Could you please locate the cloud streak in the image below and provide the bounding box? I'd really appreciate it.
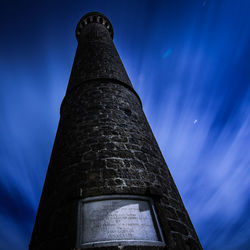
[0,0,249,249]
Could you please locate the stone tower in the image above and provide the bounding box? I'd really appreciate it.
[30,12,202,250]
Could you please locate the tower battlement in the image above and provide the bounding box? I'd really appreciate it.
[76,12,114,40]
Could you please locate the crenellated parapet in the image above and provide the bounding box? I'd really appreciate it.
[76,12,114,40]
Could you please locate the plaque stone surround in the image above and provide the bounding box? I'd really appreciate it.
[77,195,165,248]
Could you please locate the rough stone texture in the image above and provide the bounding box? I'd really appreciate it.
[68,15,132,92]
[30,12,202,250]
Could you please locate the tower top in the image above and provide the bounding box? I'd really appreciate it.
[75,12,114,40]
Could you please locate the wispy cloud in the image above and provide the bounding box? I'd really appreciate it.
[162,48,172,59]
[0,0,249,249]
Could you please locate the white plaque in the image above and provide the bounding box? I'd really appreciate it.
[77,195,165,248]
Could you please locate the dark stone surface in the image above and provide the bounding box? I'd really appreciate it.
[30,12,202,250]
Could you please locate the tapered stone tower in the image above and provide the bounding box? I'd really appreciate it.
[30,12,202,250]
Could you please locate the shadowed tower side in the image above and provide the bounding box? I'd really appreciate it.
[30,12,202,250]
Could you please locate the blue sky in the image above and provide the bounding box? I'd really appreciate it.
[0,0,249,249]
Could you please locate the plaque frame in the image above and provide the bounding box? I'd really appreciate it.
[76,194,165,249]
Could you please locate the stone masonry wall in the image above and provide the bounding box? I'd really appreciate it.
[30,12,202,250]
[30,80,201,250]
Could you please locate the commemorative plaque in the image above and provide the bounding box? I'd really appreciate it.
[77,195,165,248]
